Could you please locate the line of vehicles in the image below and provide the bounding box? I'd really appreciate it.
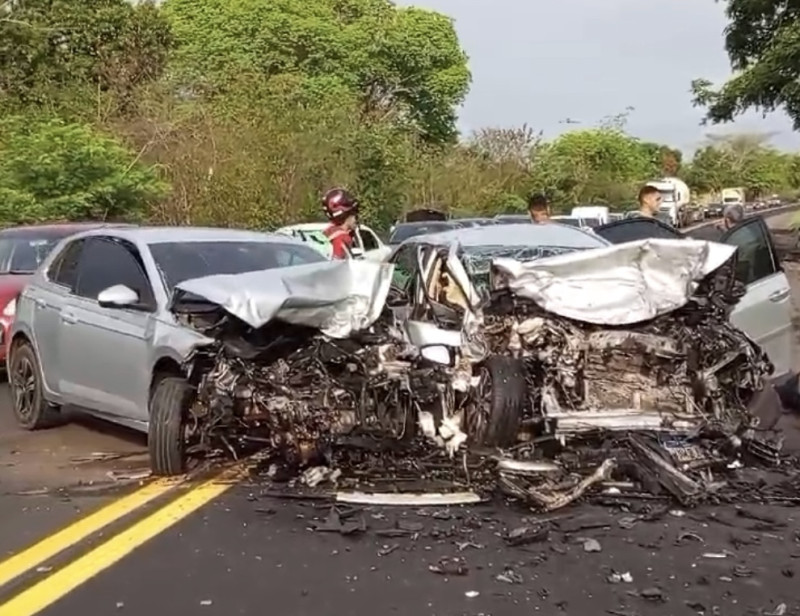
[0,207,795,475]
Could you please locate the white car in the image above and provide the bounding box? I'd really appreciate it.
[276,223,390,261]
[594,215,794,380]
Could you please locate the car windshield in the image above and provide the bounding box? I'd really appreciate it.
[389,223,455,244]
[0,236,64,274]
[149,240,326,291]
[461,244,591,291]
[582,217,600,227]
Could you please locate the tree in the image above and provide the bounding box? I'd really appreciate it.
[690,0,800,128]
[0,0,172,118]
[161,0,470,143]
[0,117,167,223]
[530,128,653,206]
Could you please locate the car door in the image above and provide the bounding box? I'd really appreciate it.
[723,217,793,377]
[58,236,156,422]
[28,238,85,396]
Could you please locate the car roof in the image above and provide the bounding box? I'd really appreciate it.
[400,223,609,249]
[0,222,132,238]
[278,222,377,232]
[393,220,454,228]
[68,226,305,245]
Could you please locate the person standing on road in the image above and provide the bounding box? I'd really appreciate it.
[635,185,662,218]
[322,187,359,259]
[528,193,550,223]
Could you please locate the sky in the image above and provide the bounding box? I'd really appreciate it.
[399,0,800,154]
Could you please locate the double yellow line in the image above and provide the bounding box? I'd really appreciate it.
[0,470,241,615]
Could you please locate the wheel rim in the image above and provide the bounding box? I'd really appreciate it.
[465,366,491,441]
[11,355,37,420]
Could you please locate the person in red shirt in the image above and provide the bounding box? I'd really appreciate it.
[321,187,359,259]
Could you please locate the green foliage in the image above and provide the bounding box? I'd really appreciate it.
[684,133,800,198]
[691,0,800,128]
[161,0,470,143]
[0,117,167,223]
[0,0,172,118]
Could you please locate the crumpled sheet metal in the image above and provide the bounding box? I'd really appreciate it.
[491,238,736,325]
[173,259,395,338]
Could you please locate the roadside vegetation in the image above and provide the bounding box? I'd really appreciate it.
[2,0,799,231]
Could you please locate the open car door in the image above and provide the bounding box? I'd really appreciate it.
[593,217,684,243]
[722,217,793,378]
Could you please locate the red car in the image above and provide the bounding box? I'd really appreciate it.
[0,222,131,362]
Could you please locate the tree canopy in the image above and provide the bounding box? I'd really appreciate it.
[1,0,799,230]
[691,0,800,129]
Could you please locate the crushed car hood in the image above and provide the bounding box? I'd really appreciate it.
[171,259,395,338]
[491,238,736,325]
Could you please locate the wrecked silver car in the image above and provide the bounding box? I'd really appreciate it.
[165,223,784,510]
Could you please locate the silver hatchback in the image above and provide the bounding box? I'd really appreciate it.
[6,226,325,475]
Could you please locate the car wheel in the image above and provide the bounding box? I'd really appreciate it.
[8,342,62,430]
[149,376,193,476]
[469,355,527,447]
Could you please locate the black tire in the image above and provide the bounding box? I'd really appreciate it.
[149,376,192,476]
[8,342,62,430]
[475,355,527,447]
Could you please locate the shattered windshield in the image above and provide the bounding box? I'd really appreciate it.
[150,240,326,291]
[0,237,63,274]
[461,244,589,290]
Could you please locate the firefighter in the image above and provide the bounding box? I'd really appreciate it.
[321,187,359,259]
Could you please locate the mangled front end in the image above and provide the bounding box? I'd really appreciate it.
[485,239,780,509]
[170,259,460,464]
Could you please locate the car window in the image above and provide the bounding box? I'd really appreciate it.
[0,236,63,274]
[48,239,85,291]
[389,245,418,292]
[360,228,379,251]
[594,218,684,244]
[722,219,778,285]
[148,240,325,292]
[74,237,154,305]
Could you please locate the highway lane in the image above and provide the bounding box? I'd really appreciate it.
[0,209,799,615]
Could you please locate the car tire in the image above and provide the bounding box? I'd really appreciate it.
[474,355,527,447]
[8,342,62,430]
[149,376,193,476]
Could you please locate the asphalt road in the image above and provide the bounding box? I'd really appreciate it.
[0,210,799,616]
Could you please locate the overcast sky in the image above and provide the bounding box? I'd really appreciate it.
[400,0,800,154]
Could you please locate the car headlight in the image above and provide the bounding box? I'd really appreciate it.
[2,298,15,317]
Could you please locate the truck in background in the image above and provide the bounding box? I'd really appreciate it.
[721,187,746,208]
[645,177,691,227]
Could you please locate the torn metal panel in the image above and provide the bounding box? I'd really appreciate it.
[171,259,395,338]
[491,238,737,325]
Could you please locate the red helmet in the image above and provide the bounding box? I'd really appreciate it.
[322,188,359,221]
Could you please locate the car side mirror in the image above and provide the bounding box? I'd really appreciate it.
[97,284,139,308]
[350,246,364,258]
